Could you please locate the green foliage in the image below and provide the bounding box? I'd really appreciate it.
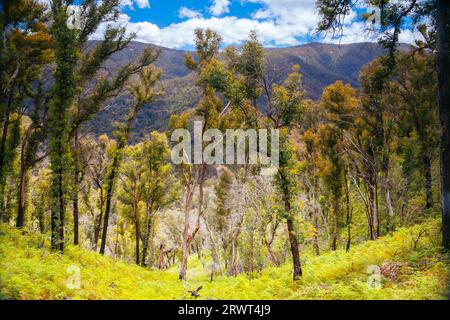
[48,0,79,251]
[272,65,306,128]
[0,0,53,221]
[0,10,447,299]
[213,167,234,233]
[117,132,180,265]
[1,219,448,300]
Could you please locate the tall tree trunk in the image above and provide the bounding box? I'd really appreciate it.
[0,113,10,185]
[179,231,194,280]
[51,201,58,250]
[205,219,222,280]
[134,213,140,265]
[58,168,65,252]
[99,100,142,254]
[383,146,394,219]
[16,125,41,228]
[312,209,321,256]
[51,167,65,252]
[157,244,165,270]
[312,170,321,256]
[375,178,380,237]
[385,186,394,218]
[344,170,352,252]
[368,183,377,240]
[37,201,45,233]
[179,199,191,280]
[265,219,281,263]
[0,112,13,217]
[114,228,120,258]
[93,184,103,250]
[72,130,80,245]
[437,0,450,250]
[99,156,119,255]
[286,216,302,279]
[16,160,26,228]
[266,240,279,265]
[49,2,77,252]
[229,223,241,276]
[16,169,26,227]
[73,193,79,245]
[424,153,433,209]
[331,191,340,251]
[179,165,204,280]
[0,65,20,212]
[141,206,153,267]
[280,170,302,279]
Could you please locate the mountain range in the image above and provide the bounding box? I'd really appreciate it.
[85,41,404,140]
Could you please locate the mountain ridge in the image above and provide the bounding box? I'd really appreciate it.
[85,41,409,140]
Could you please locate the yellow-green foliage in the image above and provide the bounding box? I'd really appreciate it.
[0,220,448,300]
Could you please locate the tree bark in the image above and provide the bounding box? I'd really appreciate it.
[229,218,242,276]
[0,113,10,184]
[37,202,45,233]
[312,167,321,256]
[280,170,302,279]
[73,193,79,245]
[134,211,140,265]
[99,155,119,255]
[286,216,302,279]
[205,218,222,280]
[16,159,26,228]
[0,106,14,217]
[179,165,204,280]
[437,0,450,250]
[179,204,191,280]
[72,130,80,245]
[424,153,433,209]
[179,235,191,280]
[331,191,340,251]
[265,219,281,263]
[58,168,65,252]
[93,183,103,250]
[157,244,165,269]
[51,166,65,252]
[368,183,377,240]
[141,205,153,267]
[344,170,352,252]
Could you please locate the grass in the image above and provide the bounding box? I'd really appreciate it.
[0,219,449,300]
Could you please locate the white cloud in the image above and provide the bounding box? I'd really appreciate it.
[120,0,150,10]
[179,7,202,19]
[398,28,421,44]
[120,0,133,8]
[93,14,306,48]
[135,0,150,9]
[209,0,231,16]
[88,0,420,49]
[321,22,377,44]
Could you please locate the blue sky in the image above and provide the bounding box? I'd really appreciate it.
[122,0,262,27]
[90,0,418,49]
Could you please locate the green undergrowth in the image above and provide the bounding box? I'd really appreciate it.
[0,220,449,300]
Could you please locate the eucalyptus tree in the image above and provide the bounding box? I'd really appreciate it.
[316,0,450,250]
[270,65,306,279]
[99,50,163,255]
[177,28,223,280]
[0,0,52,220]
[140,132,179,267]
[390,52,439,210]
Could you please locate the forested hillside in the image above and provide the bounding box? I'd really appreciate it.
[86,41,400,140]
